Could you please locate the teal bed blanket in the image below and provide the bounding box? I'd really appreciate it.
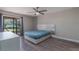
[24,30,50,39]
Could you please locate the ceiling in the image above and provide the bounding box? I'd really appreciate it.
[0,7,72,16]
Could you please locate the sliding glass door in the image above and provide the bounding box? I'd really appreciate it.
[3,17,14,32]
[3,16,23,35]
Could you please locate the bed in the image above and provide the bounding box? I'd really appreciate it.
[24,24,56,44]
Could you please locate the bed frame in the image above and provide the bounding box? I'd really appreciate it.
[24,34,50,44]
[24,24,56,44]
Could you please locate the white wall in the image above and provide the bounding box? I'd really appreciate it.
[23,16,37,32]
[37,8,79,40]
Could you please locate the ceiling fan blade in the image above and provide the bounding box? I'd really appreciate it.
[33,8,38,12]
[39,12,44,15]
[39,10,47,12]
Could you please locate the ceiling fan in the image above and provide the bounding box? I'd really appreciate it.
[28,7,47,15]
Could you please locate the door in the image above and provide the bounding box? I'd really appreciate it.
[3,16,23,35]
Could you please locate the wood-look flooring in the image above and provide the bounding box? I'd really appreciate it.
[21,37,79,51]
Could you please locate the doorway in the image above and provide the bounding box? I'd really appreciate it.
[3,16,23,35]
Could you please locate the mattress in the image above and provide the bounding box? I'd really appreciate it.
[24,30,50,39]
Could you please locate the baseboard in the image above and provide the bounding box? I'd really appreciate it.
[52,35,79,43]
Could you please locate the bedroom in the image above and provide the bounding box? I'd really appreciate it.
[0,7,79,51]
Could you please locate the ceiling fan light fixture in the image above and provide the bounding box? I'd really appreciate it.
[35,12,40,15]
